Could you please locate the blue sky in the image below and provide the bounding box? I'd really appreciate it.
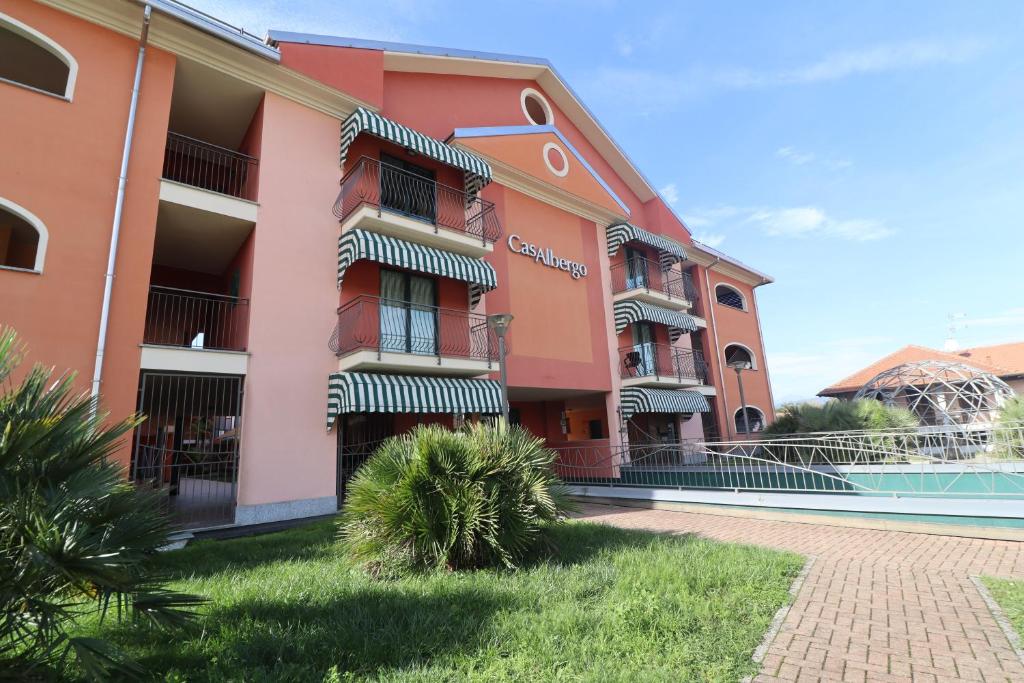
[196,0,1024,403]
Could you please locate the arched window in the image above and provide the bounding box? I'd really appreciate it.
[0,12,77,99]
[724,343,756,370]
[734,406,765,434]
[0,198,48,272]
[715,284,746,311]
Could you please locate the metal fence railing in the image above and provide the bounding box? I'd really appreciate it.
[132,446,239,529]
[162,132,258,200]
[144,285,249,352]
[610,257,684,298]
[332,156,502,246]
[131,373,243,530]
[554,422,1024,498]
[620,343,708,383]
[328,294,499,364]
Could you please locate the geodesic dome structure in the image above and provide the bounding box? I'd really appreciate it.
[853,360,1015,426]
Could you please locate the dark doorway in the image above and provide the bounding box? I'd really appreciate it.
[336,413,394,508]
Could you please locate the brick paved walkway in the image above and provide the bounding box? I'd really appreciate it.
[576,503,1024,682]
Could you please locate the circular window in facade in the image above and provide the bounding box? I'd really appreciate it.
[543,142,569,177]
[520,87,553,126]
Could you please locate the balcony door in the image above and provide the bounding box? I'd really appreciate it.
[625,247,649,289]
[380,153,436,223]
[380,269,437,355]
[631,322,656,375]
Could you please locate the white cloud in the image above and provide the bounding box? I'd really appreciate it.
[582,37,986,113]
[749,207,826,237]
[693,232,726,248]
[776,146,815,165]
[659,183,680,205]
[776,146,852,170]
[747,207,893,241]
[687,205,892,242]
[776,38,986,85]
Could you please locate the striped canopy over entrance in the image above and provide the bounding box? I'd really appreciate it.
[327,372,503,429]
[339,107,492,195]
[620,387,710,421]
[613,300,699,342]
[338,229,497,307]
[606,222,687,271]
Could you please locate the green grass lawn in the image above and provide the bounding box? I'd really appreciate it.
[76,520,802,682]
[982,577,1024,641]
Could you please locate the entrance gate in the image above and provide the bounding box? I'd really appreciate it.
[132,372,243,529]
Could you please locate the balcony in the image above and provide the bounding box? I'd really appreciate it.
[619,343,708,388]
[329,295,498,376]
[140,286,250,375]
[610,258,699,310]
[333,156,501,258]
[159,133,259,223]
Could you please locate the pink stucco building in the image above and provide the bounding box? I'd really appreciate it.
[1,0,775,529]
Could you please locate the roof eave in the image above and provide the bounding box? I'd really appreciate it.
[143,0,280,61]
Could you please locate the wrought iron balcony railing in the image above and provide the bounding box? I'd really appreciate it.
[619,343,708,383]
[332,156,502,246]
[329,294,499,363]
[143,285,249,352]
[610,258,699,301]
[162,132,258,200]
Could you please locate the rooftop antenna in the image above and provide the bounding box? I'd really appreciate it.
[943,312,966,352]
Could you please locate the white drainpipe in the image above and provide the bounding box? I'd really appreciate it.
[91,5,152,401]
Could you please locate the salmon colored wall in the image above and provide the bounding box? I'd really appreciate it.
[381,72,649,216]
[483,187,611,392]
[278,43,383,108]
[238,97,264,200]
[235,92,340,507]
[226,230,255,299]
[459,132,624,215]
[276,42,696,248]
[564,407,606,441]
[510,400,549,439]
[0,2,175,466]
[701,268,773,438]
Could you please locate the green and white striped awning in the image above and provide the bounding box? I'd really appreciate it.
[606,223,687,271]
[327,372,503,429]
[339,107,492,194]
[338,229,497,307]
[620,387,710,421]
[613,300,699,342]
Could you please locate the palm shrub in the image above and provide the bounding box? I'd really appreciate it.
[339,422,572,573]
[765,399,918,435]
[763,399,919,464]
[993,396,1024,459]
[0,329,202,680]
